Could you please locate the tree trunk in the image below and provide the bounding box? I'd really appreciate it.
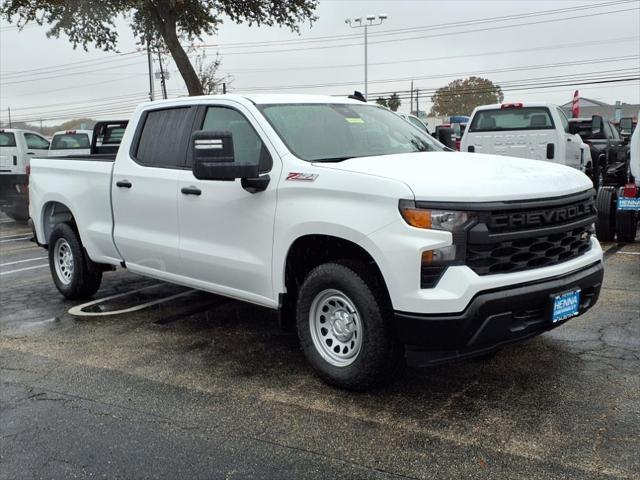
[149,2,203,96]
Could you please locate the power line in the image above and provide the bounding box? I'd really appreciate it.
[189,0,635,50]
[230,56,640,91]
[198,6,640,56]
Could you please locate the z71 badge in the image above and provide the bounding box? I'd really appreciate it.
[286,172,319,182]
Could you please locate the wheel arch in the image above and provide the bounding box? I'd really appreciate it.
[39,200,77,246]
[279,234,392,328]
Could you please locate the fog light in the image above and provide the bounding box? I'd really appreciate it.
[422,245,456,264]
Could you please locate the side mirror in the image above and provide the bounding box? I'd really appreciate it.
[568,122,580,135]
[191,130,259,181]
[436,127,456,149]
[619,117,633,133]
[591,115,602,137]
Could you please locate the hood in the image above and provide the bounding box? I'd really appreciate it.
[314,152,593,202]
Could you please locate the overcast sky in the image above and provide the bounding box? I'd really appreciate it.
[1,0,638,125]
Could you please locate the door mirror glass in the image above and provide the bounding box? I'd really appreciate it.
[591,115,602,136]
[191,130,259,180]
[568,122,580,135]
[619,117,633,133]
[436,127,456,149]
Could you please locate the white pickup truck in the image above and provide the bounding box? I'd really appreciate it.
[461,102,592,180]
[48,129,93,157]
[29,94,604,390]
[1,128,50,220]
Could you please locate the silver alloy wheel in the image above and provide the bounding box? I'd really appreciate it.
[309,289,363,367]
[54,238,74,285]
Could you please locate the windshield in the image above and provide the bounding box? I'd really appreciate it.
[258,103,443,162]
[51,133,90,150]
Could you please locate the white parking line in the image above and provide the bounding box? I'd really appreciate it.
[0,236,31,243]
[618,251,640,255]
[0,232,32,239]
[0,264,48,275]
[69,283,193,317]
[0,256,47,267]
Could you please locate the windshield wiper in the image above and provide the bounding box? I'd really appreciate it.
[312,156,354,163]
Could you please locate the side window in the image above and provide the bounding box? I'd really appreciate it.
[556,108,570,133]
[603,122,614,140]
[24,133,50,149]
[135,107,193,168]
[199,106,272,173]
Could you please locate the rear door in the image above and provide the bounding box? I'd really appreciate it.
[465,107,557,161]
[175,102,279,305]
[23,132,50,171]
[112,106,197,275]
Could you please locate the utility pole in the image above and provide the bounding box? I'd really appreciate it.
[416,89,420,118]
[147,36,155,101]
[157,50,168,100]
[222,83,227,94]
[345,14,387,101]
[7,107,11,128]
[410,81,414,114]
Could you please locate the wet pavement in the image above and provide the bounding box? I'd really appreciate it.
[1,214,639,479]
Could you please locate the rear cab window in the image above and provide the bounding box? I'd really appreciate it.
[133,107,195,168]
[0,132,17,147]
[51,133,91,150]
[469,107,555,132]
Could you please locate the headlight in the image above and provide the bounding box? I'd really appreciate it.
[399,200,473,231]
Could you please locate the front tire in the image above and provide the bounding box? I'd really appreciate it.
[595,187,616,241]
[48,223,102,299]
[296,261,401,390]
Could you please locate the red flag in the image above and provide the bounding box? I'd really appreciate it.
[572,90,580,118]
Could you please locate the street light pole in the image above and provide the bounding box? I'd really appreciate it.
[345,14,387,101]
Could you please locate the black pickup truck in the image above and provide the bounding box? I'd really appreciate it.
[569,115,630,189]
[0,120,127,221]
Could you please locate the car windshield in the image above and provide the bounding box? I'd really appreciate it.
[258,103,443,162]
[51,133,90,150]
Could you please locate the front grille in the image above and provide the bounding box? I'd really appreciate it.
[465,191,596,276]
[467,225,593,275]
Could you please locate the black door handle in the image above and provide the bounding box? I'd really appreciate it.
[181,186,202,196]
[116,180,132,188]
[26,152,36,155]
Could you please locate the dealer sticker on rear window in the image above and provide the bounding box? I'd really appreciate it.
[618,198,640,211]
[552,289,581,323]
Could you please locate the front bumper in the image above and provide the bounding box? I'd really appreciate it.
[396,261,603,366]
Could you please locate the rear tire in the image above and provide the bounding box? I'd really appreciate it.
[296,261,402,391]
[615,189,638,243]
[48,223,102,299]
[595,187,616,241]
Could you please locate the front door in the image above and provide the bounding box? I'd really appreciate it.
[112,106,196,276]
[176,103,279,306]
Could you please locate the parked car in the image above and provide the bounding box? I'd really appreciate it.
[568,116,630,189]
[49,129,93,157]
[29,94,603,390]
[0,128,50,220]
[399,113,429,135]
[461,102,591,179]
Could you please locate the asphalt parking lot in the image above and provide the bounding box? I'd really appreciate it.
[0,215,638,480]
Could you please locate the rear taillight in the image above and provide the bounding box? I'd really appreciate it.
[455,139,461,151]
[623,183,638,198]
[501,102,523,109]
[25,164,31,176]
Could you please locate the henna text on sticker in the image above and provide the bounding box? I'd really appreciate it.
[286,172,319,182]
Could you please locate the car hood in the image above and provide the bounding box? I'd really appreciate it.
[314,152,593,202]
